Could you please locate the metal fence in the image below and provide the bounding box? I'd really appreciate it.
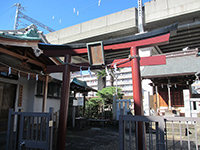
[119,109,200,150]
[164,117,200,150]
[6,107,54,150]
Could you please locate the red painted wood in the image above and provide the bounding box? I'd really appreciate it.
[57,54,71,150]
[130,46,144,150]
[104,33,170,51]
[43,33,170,56]
[109,55,166,68]
[46,65,66,73]
[45,54,166,72]
[140,55,166,66]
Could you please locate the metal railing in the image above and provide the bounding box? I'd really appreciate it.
[164,117,200,150]
[6,108,54,150]
[119,109,200,150]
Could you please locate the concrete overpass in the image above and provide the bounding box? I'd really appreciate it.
[45,0,200,62]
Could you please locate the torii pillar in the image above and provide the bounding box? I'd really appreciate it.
[131,46,144,149]
[57,54,71,150]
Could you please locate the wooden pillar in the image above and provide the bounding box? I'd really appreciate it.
[72,106,76,128]
[130,46,144,150]
[83,93,86,117]
[167,84,172,110]
[155,86,160,109]
[42,75,49,112]
[130,46,143,115]
[57,54,71,150]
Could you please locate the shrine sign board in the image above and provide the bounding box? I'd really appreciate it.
[87,41,105,66]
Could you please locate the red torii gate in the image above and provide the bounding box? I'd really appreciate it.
[39,23,177,150]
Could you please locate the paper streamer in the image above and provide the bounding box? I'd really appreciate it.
[28,73,30,80]
[80,67,82,76]
[18,71,20,78]
[114,63,117,72]
[88,67,92,77]
[8,67,11,75]
[105,66,110,76]
[36,74,38,81]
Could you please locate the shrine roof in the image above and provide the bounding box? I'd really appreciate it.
[70,78,97,93]
[141,49,199,79]
[0,25,47,42]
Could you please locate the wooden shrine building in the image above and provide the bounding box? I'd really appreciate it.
[142,49,200,116]
[0,25,62,131]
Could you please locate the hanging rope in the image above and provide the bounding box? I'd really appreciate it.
[0,61,44,80]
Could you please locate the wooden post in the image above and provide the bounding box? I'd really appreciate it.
[57,54,71,150]
[42,75,49,112]
[72,106,76,128]
[167,84,172,110]
[155,86,160,109]
[83,93,86,117]
[119,108,125,150]
[130,46,144,150]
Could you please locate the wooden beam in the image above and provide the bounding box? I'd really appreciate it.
[110,55,166,68]
[0,37,40,48]
[103,33,170,50]
[41,33,170,56]
[0,47,46,69]
[46,54,166,73]
[46,65,66,73]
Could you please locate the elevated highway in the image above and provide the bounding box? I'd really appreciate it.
[45,0,200,61]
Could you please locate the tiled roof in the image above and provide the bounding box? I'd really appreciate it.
[141,49,200,78]
[0,24,47,42]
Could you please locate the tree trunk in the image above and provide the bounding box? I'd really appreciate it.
[98,76,106,90]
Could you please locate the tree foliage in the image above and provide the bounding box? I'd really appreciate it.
[88,86,124,109]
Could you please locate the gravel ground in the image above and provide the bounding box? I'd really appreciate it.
[1,124,200,150]
[65,126,119,150]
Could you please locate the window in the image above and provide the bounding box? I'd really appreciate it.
[36,81,61,99]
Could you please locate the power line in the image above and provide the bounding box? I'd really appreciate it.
[1,9,15,29]
[0,7,12,17]
[13,3,55,32]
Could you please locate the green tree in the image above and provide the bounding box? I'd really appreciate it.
[88,86,124,109]
[86,86,124,118]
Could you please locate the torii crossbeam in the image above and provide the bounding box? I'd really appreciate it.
[39,23,177,150]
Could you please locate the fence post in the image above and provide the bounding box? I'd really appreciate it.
[15,109,22,149]
[119,108,125,150]
[6,109,14,150]
[159,117,165,150]
[49,107,54,150]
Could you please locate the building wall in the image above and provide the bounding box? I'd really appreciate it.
[0,76,60,113]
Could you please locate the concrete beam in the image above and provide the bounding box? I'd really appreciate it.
[145,0,200,23]
[46,8,137,44]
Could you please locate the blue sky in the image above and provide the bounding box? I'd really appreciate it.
[0,0,150,34]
